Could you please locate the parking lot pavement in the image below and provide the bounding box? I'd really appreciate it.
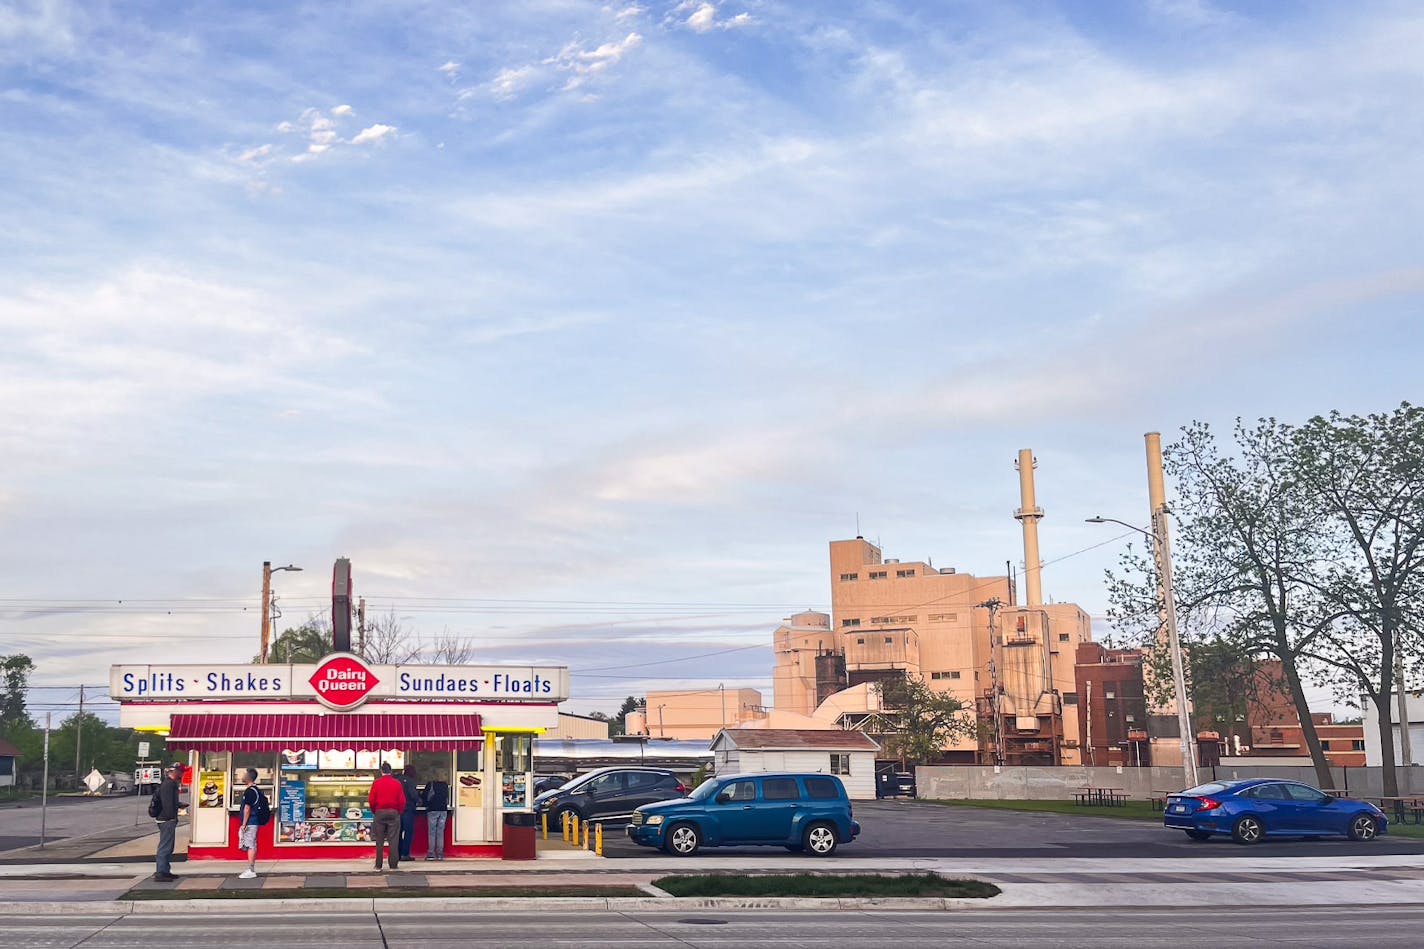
[600,799,1424,860]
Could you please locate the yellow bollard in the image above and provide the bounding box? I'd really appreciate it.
[595,822,603,856]
[572,814,580,845]
[582,819,589,849]
[562,813,571,843]
[541,812,548,840]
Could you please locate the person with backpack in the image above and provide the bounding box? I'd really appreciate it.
[150,762,182,881]
[237,767,270,879]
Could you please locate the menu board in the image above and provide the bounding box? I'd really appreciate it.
[456,772,482,808]
[197,771,225,809]
[279,778,307,824]
[355,750,381,770]
[500,771,528,809]
[382,749,406,771]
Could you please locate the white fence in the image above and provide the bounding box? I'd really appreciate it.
[916,764,1423,800]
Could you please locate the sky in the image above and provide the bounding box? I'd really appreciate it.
[2,0,1421,725]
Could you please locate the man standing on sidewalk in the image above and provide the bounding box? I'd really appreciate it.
[368,762,405,871]
[237,768,263,880]
[152,762,182,881]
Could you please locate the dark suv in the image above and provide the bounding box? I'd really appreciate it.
[533,767,687,826]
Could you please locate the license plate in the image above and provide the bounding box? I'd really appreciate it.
[1172,805,1187,813]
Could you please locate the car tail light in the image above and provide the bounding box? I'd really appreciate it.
[1196,797,1222,811]
[675,783,688,794]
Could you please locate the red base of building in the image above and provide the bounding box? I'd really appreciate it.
[188,814,502,860]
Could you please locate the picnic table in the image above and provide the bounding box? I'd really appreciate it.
[1074,787,1129,807]
[1374,796,1424,824]
[1148,789,1176,811]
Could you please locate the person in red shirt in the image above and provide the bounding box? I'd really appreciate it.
[367,762,406,870]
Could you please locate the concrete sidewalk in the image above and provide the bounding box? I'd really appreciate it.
[3,853,1424,913]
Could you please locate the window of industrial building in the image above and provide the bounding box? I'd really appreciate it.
[1104,689,1115,699]
[842,618,860,627]
[1059,633,1070,642]
[856,638,865,645]
[839,573,858,581]
[1062,693,1078,705]
[896,569,915,577]
[930,671,961,680]
[871,616,889,624]
[829,753,851,775]
[869,570,887,579]
[884,636,893,644]
[1352,740,1366,751]
[928,612,959,622]
[1320,741,1332,751]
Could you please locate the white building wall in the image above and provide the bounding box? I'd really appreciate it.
[732,749,876,799]
[1363,694,1424,767]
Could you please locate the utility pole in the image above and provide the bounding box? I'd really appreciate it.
[357,597,367,658]
[260,561,273,664]
[41,713,51,850]
[1146,432,1198,788]
[979,599,1004,765]
[719,683,727,731]
[74,684,84,778]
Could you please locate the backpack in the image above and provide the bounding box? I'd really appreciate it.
[148,788,163,819]
[248,786,272,826]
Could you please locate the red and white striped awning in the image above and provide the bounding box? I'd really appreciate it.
[166,712,482,751]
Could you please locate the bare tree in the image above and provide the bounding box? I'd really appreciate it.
[361,609,423,664]
[425,628,477,665]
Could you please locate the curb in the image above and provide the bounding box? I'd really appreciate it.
[0,895,1001,915]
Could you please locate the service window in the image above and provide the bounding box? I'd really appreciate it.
[762,777,800,801]
[804,777,840,800]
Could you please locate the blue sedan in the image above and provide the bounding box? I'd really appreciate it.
[1164,779,1388,844]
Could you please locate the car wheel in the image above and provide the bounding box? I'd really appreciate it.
[1348,814,1379,841]
[555,806,580,831]
[1184,830,1211,841]
[804,822,839,856]
[665,822,701,856]
[1232,816,1264,845]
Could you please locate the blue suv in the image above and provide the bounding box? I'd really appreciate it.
[627,772,860,856]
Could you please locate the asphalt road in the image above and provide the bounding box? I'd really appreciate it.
[0,795,155,854]
[600,800,1424,860]
[6,907,1424,948]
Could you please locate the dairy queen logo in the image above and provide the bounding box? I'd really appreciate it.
[309,654,380,711]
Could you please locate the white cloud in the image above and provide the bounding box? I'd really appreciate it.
[331,103,354,117]
[676,1,751,33]
[546,32,643,90]
[613,4,646,21]
[489,65,539,101]
[351,123,396,145]
[439,60,460,79]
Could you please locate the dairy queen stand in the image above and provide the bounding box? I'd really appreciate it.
[111,653,569,860]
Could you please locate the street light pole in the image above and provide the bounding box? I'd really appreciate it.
[259,561,303,663]
[1085,509,1199,789]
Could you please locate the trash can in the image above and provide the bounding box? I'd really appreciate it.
[502,811,537,861]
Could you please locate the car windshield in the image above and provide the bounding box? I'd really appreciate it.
[688,779,721,801]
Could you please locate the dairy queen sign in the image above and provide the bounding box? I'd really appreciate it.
[309,654,380,710]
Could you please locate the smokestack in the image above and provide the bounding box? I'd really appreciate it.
[1014,449,1044,607]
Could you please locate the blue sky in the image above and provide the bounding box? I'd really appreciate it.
[2,0,1421,722]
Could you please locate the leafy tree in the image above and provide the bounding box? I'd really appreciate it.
[1,654,35,737]
[1106,418,1340,788]
[1292,403,1424,796]
[258,620,335,664]
[873,675,973,766]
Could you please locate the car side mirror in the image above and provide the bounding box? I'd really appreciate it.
[715,791,732,804]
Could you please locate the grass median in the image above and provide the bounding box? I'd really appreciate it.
[653,873,999,899]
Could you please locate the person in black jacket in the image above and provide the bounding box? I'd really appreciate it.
[423,769,451,860]
[398,765,420,861]
[153,762,182,881]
